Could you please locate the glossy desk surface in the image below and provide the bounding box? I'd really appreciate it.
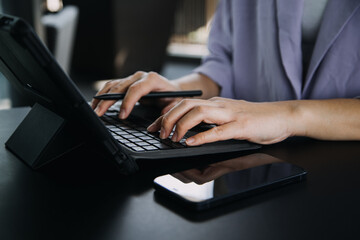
[0,107,359,240]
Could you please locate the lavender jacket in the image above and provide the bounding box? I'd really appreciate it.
[195,0,360,101]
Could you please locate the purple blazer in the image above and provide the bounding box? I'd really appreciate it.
[195,0,360,101]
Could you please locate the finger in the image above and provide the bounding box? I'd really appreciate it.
[91,79,118,109]
[149,99,222,139]
[161,99,181,115]
[93,81,131,116]
[172,105,235,142]
[92,76,136,110]
[160,99,217,139]
[119,76,159,119]
[91,98,100,110]
[147,99,215,136]
[147,99,201,138]
[147,116,161,132]
[93,99,117,116]
[91,98,101,110]
[93,72,146,116]
[208,96,224,102]
[186,121,241,146]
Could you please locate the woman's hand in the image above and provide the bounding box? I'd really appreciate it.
[91,71,182,119]
[147,97,297,145]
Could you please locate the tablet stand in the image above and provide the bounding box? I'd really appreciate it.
[5,103,84,169]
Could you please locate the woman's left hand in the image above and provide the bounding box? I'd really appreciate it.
[147,97,297,145]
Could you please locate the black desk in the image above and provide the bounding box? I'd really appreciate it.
[1,107,360,240]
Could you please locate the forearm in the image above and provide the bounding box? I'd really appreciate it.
[172,73,220,99]
[289,99,360,140]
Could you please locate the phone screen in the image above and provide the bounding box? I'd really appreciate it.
[154,153,307,210]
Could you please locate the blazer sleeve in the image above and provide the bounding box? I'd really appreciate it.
[194,0,235,98]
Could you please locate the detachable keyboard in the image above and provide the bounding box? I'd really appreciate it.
[101,111,188,152]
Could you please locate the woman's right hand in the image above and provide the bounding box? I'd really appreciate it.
[91,71,182,119]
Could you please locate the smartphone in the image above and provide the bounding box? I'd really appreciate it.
[154,155,307,211]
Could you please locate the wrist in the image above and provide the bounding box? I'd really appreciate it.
[285,100,308,137]
[171,80,184,91]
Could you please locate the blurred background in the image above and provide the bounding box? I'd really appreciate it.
[0,0,218,109]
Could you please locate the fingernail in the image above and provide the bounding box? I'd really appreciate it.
[160,127,166,139]
[119,109,126,119]
[94,107,100,116]
[186,138,195,145]
[171,132,178,142]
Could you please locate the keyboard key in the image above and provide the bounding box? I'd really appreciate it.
[179,139,187,146]
[140,136,153,141]
[144,145,158,151]
[147,139,160,144]
[113,135,123,140]
[131,146,145,152]
[125,143,137,148]
[102,112,190,151]
[113,129,127,135]
[153,143,171,149]
[136,141,151,146]
[129,138,144,143]
[133,132,146,137]
[121,134,134,139]
[126,129,139,133]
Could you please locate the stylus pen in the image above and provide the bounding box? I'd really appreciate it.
[93,90,203,100]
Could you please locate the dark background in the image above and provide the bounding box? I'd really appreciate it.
[64,0,179,80]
